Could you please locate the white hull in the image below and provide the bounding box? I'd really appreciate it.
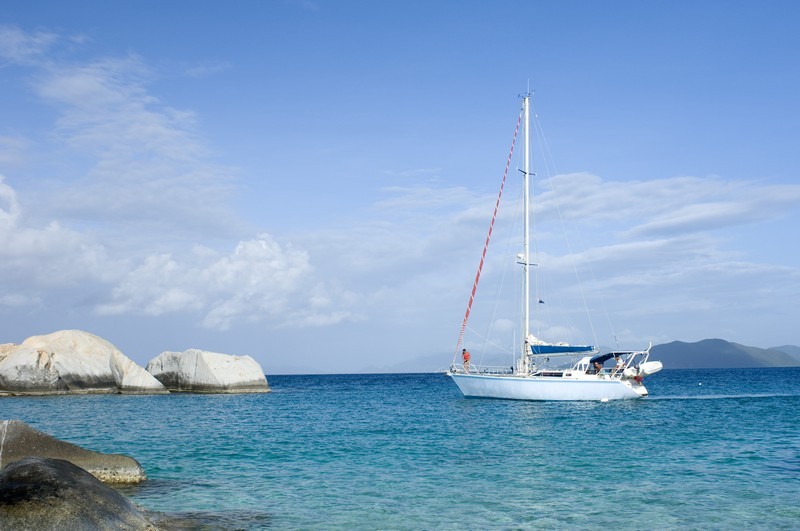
[448,372,646,401]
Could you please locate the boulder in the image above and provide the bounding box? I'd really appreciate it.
[0,420,146,484]
[0,330,167,395]
[0,342,15,359]
[0,344,15,377]
[147,348,270,393]
[0,457,157,530]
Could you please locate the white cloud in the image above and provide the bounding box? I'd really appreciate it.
[624,183,800,238]
[38,57,199,158]
[0,175,20,225]
[1,29,239,241]
[534,173,791,228]
[0,292,41,308]
[96,234,357,331]
[0,136,29,166]
[0,25,57,64]
[184,61,232,78]
[0,175,124,292]
[295,0,321,12]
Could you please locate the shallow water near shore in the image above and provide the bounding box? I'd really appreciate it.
[3,368,799,529]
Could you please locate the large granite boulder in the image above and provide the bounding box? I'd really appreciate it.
[0,342,15,359]
[0,457,157,530]
[0,420,146,484]
[147,348,270,393]
[0,330,167,395]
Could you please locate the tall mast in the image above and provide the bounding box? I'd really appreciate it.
[522,94,531,358]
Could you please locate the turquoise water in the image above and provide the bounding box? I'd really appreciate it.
[3,368,799,529]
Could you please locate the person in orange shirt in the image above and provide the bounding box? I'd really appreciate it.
[462,348,471,372]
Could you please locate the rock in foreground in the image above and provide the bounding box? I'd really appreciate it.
[0,457,157,530]
[147,349,270,393]
[0,420,146,484]
[0,330,167,395]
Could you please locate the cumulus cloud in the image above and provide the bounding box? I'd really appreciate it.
[2,172,358,328]
[96,234,358,330]
[0,27,336,328]
[0,175,125,296]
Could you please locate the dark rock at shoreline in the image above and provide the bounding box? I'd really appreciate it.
[0,420,146,484]
[0,457,157,530]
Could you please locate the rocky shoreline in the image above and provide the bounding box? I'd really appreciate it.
[0,330,273,527]
[0,420,146,484]
[0,420,155,529]
[0,457,158,530]
[0,329,270,395]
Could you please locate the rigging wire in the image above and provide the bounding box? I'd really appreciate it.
[473,183,523,368]
[464,324,515,357]
[454,109,522,363]
[529,99,619,349]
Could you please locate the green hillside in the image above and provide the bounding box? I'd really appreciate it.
[769,345,800,363]
[651,339,800,369]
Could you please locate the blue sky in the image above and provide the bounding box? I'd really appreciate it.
[1,1,799,373]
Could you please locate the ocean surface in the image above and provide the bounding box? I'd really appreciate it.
[3,368,799,529]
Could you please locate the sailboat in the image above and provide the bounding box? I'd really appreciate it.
[447,93,662,401]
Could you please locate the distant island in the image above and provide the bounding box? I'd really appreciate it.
[650,339,800,369]
[360,338,800,374]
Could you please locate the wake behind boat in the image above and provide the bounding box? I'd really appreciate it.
[447,93,662,401]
